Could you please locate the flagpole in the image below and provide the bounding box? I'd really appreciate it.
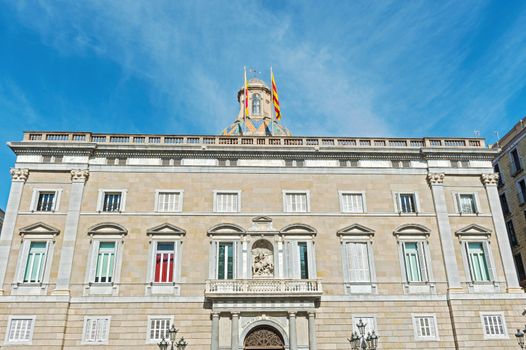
[270,66,274,136]
[243,66,247,135]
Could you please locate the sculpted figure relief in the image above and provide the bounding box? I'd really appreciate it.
[252,241,274,277]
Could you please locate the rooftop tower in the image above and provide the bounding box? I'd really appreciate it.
[222,77,291,136]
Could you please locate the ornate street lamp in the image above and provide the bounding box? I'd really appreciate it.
[348,319,378,350]
[516,325,526,348]
[158,325,188,350]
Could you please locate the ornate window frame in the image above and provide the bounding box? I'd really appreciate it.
[282,190,311,213]
[456,224,499,293]
[29,188,63,212]
[4,315,36,345]
[84,223,127,296]
[452,191,480,215]
[213,190,241,213]
[338,191,367,213]
[412,314,439,341]
[337,224,376,294]
[154,190,184,213]
[393,224,435,294]
[280,224,317,279]
[13,223,60,295]
[207,224,245,279]
[145,223,185,296]
[96,189,127,213]
[146,315,174,344]
[393,192,420,214]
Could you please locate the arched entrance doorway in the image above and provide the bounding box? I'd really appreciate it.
[244,326,285,350]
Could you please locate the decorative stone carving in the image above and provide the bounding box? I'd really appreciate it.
[426,172,444,185]
[244,327,284,348]
[71,169,89,182]
[10,168,29,182]
[252,240,274,277]
[481,173,499,186]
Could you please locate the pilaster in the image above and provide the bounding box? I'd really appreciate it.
[211,312,220,350]
[0,168,29,295]
[231,312,239,350]
[481,173,522,292]
[308,312,317,350]
[288,312,297,350]
[53,169,89,295]
[427,173,462,291]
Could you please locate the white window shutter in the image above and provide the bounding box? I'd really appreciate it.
[455,193,462,213]
[417,242,428,282]
[482,242,495,281]
[395,193,400,212]
[89,241,101,282]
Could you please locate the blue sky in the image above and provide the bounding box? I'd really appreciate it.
[1,1,526,208]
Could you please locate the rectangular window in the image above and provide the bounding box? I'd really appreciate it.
[506,220,518,246]
[215,192,239,212]
[217,242,234,279]
[398,193,417,213]
[148,317,172,342]
[467,242,490,282]
[518,179,526,204]
[154,242,175,283]
[102,192,122,212]
[458,194,477,214]
[511,149,522,174]
[83,317,110,343]
[500,194,510,215]
[23,242,47,283]
[95,242,116,283]
[36,192,56,212]
[403,242,426,282]
[156,192,182,212]
[514,254,526,281]
[481,314,506,337]
[494,164,504,187]
[341,193,365,213]
[285,192,308,213]
[348,242,370,282]
[6,317,35,343]
[413,315,438,340]
[298,242,309,279]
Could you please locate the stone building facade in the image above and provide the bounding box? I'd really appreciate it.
[493,118,526,287]
[0,80,525,349]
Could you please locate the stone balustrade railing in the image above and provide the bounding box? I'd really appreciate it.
[22,131,485,149]
[205,279,322,297]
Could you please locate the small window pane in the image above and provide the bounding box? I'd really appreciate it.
[24,242,47,283]
[348,242,370,282]
[404,242,423,282]
[459,194,476,214]
[482,314,506,336]
[216,193,239,212]
[414,316,437,339]
[7,318,34,342]
[217,242,234,279]
[157,192,181,212]
[299,242,309,279]
[399,194,416,213]
[341,193,364,213]
[468,242,490,282]
[36,192,55,211]
[286,193,308,212]
[95,242,116,283]
[102,193,121,212]
[155,242,175,283]
[84,317,110,343]
[149,318,171,341]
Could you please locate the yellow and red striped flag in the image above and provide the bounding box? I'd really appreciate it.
[271,70,281,120]
[244,67,249,118]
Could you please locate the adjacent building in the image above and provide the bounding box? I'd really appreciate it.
[0,209,4,234]
[493,118,526,287]
[0,79,525,349]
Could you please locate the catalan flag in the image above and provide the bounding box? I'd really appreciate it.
[271,70,281,120]
[244,67,249,118]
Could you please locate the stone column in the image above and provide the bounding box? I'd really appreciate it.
[427,173,462,291]
[53,169,89,295]
[231,312,239,350]
[288,312,297,350]
[308,312,317,350]
[482,173,522,291]
[0,168,29,295]
[211,313,220,350]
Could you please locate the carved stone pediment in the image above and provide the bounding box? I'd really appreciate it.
[248,216,275,232]
[207,223,245,236]
[19,222,60,237]
[455,224,491,237]
[337,224,375,238]
[88,222,127,237]
[146,223,186,237]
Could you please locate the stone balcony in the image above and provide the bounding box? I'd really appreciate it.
[204,279,323,299]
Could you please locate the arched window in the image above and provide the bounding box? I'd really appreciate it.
[252,94,261,115]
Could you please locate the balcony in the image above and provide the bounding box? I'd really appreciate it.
[205,279,322,299]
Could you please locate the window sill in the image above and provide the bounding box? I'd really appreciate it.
[345,283,376,294]
[146,283,180,296]
[11,283,47,296]
[404,283,435,294]
[468,282,500,293]
[84,283,118,296]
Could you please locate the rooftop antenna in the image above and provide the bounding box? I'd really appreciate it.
[494,131,500,147]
